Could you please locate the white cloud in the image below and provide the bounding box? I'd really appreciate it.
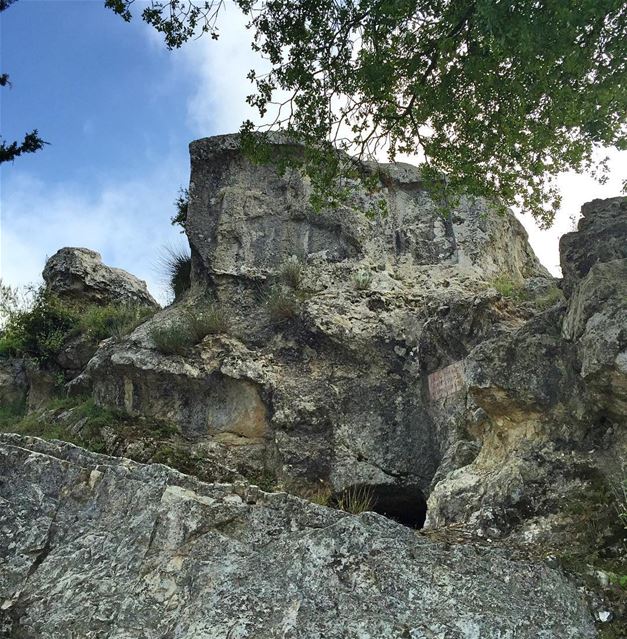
[0,167,185,304]
[178,3,267,136]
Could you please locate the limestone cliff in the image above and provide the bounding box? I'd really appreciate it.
[0,135,625,637]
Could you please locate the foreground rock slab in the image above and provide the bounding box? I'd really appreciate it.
[0,435,595,638]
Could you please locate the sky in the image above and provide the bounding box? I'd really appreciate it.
[1,0,625,303]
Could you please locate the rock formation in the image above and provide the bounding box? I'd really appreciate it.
[70,134,559,526]
[43,247,159,308]
[0,434,596,638]
[0,134,625,636]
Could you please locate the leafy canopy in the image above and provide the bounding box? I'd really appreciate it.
[110,1,627,226]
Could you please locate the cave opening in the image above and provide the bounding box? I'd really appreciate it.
[338,483,428,529]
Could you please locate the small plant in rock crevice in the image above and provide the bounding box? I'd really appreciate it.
[336,485,375,515]
[185,305,229,341]
[150,323,193,355]
[266,285,301,324]
[159,246,192,302]
[490,275,527,301]
[353,268,373,291]
[280,256,305,290]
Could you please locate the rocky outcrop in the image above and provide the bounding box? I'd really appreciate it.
[1,137,625,636]
[560,197,627,296]
[0,434,596,638]
[70,134,557,523]
[43,247,158,307]
[426,197,627,556]
[187,134,548,282]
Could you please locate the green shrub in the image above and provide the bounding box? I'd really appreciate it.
[280,256,304,289]
[0,285,156,365]
[266,286,300,323]
[171,187,189,230]
[336,485,375,514]
[0,288,79,364]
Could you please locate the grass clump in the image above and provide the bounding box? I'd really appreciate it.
[309,485,333,507]
[159,246,192,302]
[280,256,304,290]
[266,286,300,324]
[0,395,179,457]
[491,275,527,301]
[532,285,564,310]
[78,304,156,340]
[150,323,194,355]
[336,485,375,514]
[150,303,229,354]
[0,396,110,453]
[185,304,228,340]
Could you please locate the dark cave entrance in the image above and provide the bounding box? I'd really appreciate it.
[337,483,428,529]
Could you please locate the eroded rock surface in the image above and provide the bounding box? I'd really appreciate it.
[43,247,158,307]
[427,197,627,555]
[0,434,596,639]
[73,134,557,518]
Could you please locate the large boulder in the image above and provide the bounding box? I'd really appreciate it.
[0,434,596,639]
[187,133,549,282]
[43,247,158,307]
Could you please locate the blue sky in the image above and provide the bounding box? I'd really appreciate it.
[1,0,258,302]
[1,0,625,303]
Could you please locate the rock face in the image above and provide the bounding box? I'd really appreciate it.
[427,197,627,552]
[72,134,557,526]
[43,247,158,307]
[1,137,626,636]
[0,359,27,410]
[0,434,596,639]
[559,197,627,296]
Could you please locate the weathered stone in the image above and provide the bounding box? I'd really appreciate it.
[187,134,549,282]
[559,196,627,296]
[43,247,159,307]
[0,359,27,410]
[563,259,627,420]
[0,434,596,639]
[73,135,554,516]
[54,332,99,376]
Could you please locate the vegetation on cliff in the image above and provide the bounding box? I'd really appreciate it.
[108,0,627,225]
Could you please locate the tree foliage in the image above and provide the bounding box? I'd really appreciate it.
[113,1,625,226]
[0,0,47,164]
